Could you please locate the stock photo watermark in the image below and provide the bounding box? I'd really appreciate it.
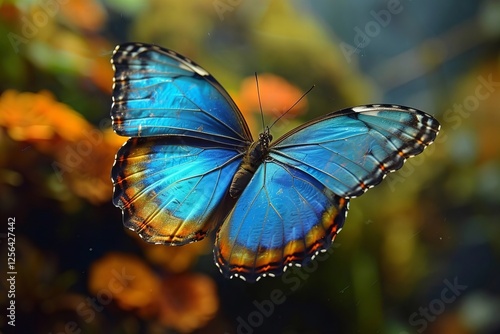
[7,0,68,53]
[408,277,467,333]
[5,217,16,327]
[340,0,408,63]
[442,74,500,130]
[386,73,500,191]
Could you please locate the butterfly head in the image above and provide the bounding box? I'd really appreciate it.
[259,126,273,150]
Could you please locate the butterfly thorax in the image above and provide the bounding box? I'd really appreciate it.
[229,127,273,198]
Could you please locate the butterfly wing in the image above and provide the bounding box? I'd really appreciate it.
[113,137,241,244]
[111,42,252,146]
[215,104,440,281]
[270,104,440,198]
[215,160,349,281]
[111,43,252,244]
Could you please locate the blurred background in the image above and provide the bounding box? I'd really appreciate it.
[0,0,499,333]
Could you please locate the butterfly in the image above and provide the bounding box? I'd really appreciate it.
[111,42,440,282]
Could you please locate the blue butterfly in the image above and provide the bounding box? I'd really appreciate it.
[111,43,440,282]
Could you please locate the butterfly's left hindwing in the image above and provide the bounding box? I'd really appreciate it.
[112,137,242,244]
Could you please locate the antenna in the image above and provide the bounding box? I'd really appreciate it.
[254,72,266,132]
[269,85,315,130]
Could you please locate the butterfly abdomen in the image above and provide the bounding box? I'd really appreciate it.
[229,137,270,198]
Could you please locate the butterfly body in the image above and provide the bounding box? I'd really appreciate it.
[111,43,440,282]
[230,127,272,198]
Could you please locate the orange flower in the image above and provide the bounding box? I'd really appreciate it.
[51,127,125,204]
[59,0,107,32]
[157,274,219,332]
[0,90,92,145]
[89,48,115,94]
[0,90,126,204]
[237,73,308,119]
[88,252,161,317]
[88,253,219,331]
[142,237,211,273]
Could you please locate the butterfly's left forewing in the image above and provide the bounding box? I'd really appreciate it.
[113,137,242,245]
[111,43,252,146]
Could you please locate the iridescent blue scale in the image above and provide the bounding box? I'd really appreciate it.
[111,43,440,282]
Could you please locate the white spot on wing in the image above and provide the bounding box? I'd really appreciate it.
[177,62,209,76]
[352,106,370,113]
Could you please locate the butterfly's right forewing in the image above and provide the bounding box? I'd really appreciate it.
[270,105,440,198]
